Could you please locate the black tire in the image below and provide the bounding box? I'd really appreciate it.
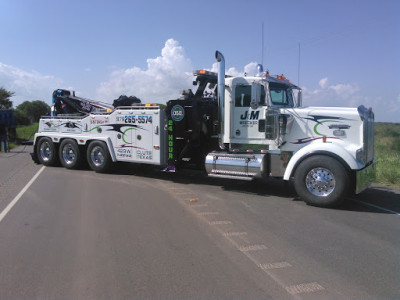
[294,155,349,208]
[59,139,82,169]
[86,141,112,173]
[36,137,58,166]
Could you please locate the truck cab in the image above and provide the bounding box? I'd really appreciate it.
[223,71,300,150]
[204,51,375,207]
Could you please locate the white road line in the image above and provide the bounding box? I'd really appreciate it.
[209,220,232,225]
[285,282,324,295]
[222,232,248,237]
[239,244,268,252]
[352,199,400,215]
[197,212,220,216]
[259,262,292,270]
[190,203,208,207]
[0,166,45,224]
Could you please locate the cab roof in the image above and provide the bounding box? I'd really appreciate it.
[193,69,300,89]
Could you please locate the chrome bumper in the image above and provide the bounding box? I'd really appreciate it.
[356,160,376,194]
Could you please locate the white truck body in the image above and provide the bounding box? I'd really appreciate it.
[37,106,167,166]
[33,51,375,207]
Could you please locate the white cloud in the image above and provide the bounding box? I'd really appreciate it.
[319,77,328,88]
[329,83,359,98]
[96,39,194,103]
[303,77,399,122]
[3,39,396,123]
[0,62,63,106]
[96,40,262,104]
[303,77,360,107]
[210,61,258,77]
[244,62,259,76]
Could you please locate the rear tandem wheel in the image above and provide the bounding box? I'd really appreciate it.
[36,137,58,166]
[59,139,82,169]
[86,141,112,173]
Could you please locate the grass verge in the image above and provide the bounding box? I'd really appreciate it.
[8,123,39,150]
[374,123,400,188]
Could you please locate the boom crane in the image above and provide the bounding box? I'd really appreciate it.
[52,89,113,116]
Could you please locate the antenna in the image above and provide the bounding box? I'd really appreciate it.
[261,22,264,66]
[298,42,301,86]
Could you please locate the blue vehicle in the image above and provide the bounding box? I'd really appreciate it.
[0,109,16,141]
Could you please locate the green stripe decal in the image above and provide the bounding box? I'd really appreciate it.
[122,127,135,144]
[313,120,338,136]
[83,126,100,133]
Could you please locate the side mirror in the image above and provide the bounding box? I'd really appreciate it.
[265,110,278,140]
[297,90,302,107]
[251,83,262,109]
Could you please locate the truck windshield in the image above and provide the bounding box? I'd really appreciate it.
[269,83,294,107]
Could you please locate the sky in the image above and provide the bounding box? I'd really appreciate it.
[0,0,399,123]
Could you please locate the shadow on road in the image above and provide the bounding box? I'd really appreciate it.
[343,185,400,214]
[9,147,399,214]
[109,162,400,215]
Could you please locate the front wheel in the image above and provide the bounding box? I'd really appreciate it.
[86,141,112,173]
[294,155,349,208]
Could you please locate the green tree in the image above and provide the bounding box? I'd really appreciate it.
[0,87,14,109]
[13,109,31,126]
[16,100,50,123]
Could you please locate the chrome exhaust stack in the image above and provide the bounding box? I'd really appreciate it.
[215,51,225,150]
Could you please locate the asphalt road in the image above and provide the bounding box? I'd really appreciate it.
[0,146,399,299]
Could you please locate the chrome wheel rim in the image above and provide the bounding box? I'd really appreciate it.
[305,167,336,197]
[39,141,52,162]
[90,146,104,167]
[62,144,76,165]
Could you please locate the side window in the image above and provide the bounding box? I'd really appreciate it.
[235,85,251,107]
[235,85,266,107]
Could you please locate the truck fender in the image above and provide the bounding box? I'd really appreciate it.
[33,133,59,145]
[283,143,360,180]
[106,137,117,162]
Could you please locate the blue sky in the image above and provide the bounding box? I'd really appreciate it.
[0,0,399,122]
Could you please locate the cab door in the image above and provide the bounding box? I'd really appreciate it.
[231,83,266,141]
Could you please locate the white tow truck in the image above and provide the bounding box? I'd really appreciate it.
[32,51,375,207]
